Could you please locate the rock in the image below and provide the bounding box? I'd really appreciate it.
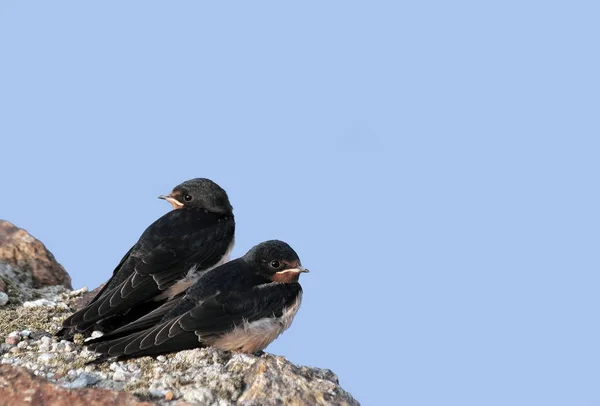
[38,353,56,362]
[0,343,13,355]
[5,332,20,345]
[73,284,104,310]
[62,372,100,389]
[238,356,359,406]
[0,365,155,405]
[0,220,71,290]
[5,335,19,345]
[0,279,6,293]
[0,219,359,405]
[0,292,7,307]
[68,286,89,297]
[40,336,52,346]
[23,298,57,308]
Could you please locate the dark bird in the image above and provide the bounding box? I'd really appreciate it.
[86,240,308,361]
[57,178,235,340]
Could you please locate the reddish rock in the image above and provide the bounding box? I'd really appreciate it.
[5,335,20,345]
[0,279,6,293]
[0,220,72,289]
[0,365,156,406]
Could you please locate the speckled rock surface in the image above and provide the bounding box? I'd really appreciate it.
[0,288,358,405]
[0,224,359,405]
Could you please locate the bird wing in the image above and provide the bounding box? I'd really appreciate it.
[62,208,234,332]
[84,245,137,306]
[87,282,302,358]
[88,293,185,342]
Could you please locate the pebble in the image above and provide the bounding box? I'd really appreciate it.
[23,299,57,308]
[153,366,164,378]
[40,336,52,346]
[39,336,52,352]
[149,387,166,398]
[68,287,89,297]
[5,333,21,345]
[112,370,129,382]
[62,373,99,389]
[38,353,55,362]
[0,343,13,355]
[91,331,103,338]
[17,341,28,349]
[51,342,65,352]
[0,292,8,306]
[165,390,174,401]
[20,330,32,338]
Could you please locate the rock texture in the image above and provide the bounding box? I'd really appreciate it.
[0,220,72,305]
[0,221,359,405]
[0,365,155,406]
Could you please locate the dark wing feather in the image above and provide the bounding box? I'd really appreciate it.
[85,245,137,306]
[87,283,302,359]
[88,293,185,343]
[61,209,234,334]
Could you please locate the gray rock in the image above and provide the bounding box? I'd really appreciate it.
[61,372,100,389]
[0,343,13,356]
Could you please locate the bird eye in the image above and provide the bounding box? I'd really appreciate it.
[184,194,192,202]
[270,260,280,269]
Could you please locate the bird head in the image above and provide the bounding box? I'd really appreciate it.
[159,178,233,214]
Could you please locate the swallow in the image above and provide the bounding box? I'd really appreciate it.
[57,178,235,340]
[86,240,308,361]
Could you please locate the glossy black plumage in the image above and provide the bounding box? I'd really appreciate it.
[86,240,307,361]
[57,178,235,340]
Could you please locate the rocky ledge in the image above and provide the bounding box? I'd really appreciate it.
[0,220,358,405]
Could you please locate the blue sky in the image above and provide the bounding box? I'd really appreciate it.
[1,2,599,405]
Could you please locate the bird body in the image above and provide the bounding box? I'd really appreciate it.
[86,240,308,361]
[57,178,235,339]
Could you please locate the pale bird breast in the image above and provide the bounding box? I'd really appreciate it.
[205,292,303,354]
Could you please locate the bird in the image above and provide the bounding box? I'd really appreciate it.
[57,178,235,340]
[86,240,308,361]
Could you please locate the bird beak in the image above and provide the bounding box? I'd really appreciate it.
[274,266,309,275]
[158,194,184,209]
[272,266,310,282]
[296,266,310,274]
